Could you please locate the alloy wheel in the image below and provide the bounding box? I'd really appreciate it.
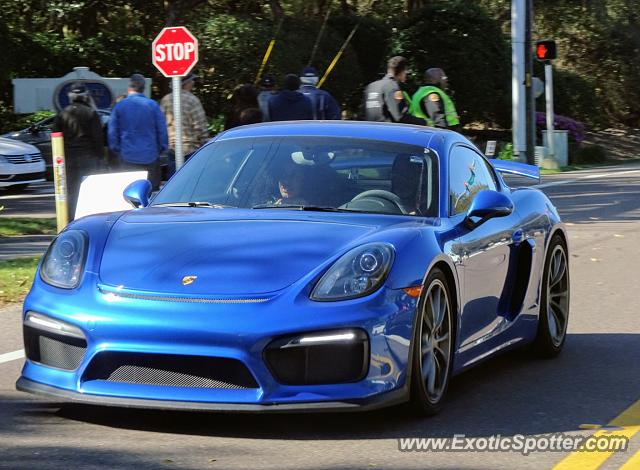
[419,279,452,403]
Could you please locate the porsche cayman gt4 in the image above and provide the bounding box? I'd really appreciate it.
[17,121,569,415]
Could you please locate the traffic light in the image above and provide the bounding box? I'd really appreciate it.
[536,40,557,61]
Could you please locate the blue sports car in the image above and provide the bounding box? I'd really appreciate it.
[17,121,570,415]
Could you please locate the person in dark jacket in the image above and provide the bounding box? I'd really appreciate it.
[268,74,313,122]
[362,56,423,124]
[299,66,341,120]
[108,73,168,190]
[257,74,278,122]
[52,82,104,220]
[225,84,263,130]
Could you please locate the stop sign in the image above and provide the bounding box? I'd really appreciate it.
[152,26,198,77]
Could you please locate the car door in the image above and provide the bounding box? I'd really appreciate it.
[448,145,520,348]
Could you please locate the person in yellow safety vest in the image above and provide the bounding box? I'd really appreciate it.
[410,68,460,131]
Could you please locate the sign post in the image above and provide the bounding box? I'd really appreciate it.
[50,132,68,232]
[152,26,198,170]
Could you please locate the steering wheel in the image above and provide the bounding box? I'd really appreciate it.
[350,190,406,214]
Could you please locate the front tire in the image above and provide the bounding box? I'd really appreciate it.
[533,234,570,357]
[409,268,454,416]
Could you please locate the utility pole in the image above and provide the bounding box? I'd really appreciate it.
[524,0,535,164]
[511,0,526,162]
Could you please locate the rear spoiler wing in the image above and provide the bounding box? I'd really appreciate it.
[489,159,540,181]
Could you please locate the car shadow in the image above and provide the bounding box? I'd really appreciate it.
[16,332,631,440]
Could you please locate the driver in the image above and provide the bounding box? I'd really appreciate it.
[391,155,425,214]
[274,161,311,205]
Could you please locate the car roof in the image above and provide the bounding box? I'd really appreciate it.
[214,121,456,149]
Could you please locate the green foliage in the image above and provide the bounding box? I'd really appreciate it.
[391,1,511,127]
[0,257,40,306]
[0,218,57,237]
[1,0,639,130]
[498,143,514,161]
[186,13,376,117]
[569,143,608,165]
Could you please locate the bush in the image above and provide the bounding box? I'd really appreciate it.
[186,13,379,119]
[536,112,585,143]
[569,143,607,165]
[391,1,511,127]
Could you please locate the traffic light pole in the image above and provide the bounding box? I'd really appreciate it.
[172,76,184,170]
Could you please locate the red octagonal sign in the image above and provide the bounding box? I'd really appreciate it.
[152,26,198,77]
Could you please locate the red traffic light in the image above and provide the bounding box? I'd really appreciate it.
[536,40,557,61]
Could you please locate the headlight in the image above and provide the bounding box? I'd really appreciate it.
[40,230,88,289]
[311,243,394,301]
[0,155,7,163]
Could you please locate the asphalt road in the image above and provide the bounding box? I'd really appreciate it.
[0,163,639,469]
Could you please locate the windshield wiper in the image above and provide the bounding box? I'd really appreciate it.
[153,202,234,209]
[252,204,353,212]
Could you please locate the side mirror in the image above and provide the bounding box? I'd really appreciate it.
[123,179,152,208]
[464,189,514,229]
[28,124,40,134]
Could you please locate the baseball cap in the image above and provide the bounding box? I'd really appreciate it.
[260,74,276,87]
[300,66,319,78]
[182,73,198,84]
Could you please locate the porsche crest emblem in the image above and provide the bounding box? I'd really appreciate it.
[182,275,198,286]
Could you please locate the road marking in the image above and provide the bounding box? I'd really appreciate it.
[552,399,640,470]
[619,449,640,470]
[0,193,55,200]
[533,168,640,189]
[0,349,25,364]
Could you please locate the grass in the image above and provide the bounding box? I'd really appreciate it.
[0,257,40,306]
[0,218,57,237]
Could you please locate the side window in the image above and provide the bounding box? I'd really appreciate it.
[449,146,497,216]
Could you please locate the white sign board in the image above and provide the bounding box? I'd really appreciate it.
[74,172,148,220]
[485,140,497,157]
[12,67,152,113]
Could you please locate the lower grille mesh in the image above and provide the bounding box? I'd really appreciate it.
[84,353,259,390]
[24,325,87,371]
[106,364,250,389]
[38,335,86,370]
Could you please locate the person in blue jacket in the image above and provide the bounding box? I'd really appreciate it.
[299,66,341,120]
[108,73,168,189]
[268,74,313,122]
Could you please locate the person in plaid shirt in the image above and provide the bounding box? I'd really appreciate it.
[160,73,209,162]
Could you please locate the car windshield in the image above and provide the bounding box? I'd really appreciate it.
[153,136,438,217]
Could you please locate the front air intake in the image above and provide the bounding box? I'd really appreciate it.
[83,353,259,390]
[24,326,87,370]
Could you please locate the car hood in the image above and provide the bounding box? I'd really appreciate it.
[0,137,40,155]
[98,207,383,295]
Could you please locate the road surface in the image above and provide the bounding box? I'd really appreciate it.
[0,164,639,469]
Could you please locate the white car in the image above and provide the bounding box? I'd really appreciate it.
[0,137,46,191]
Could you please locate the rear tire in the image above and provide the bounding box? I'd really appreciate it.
[408,268,454,416]
[533,234,570,357]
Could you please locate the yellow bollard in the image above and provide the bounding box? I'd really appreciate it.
[50,132,68,232]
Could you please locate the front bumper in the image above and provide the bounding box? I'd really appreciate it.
[18,278,418,412]
[16,376,409,413]
[0,161,46,186]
